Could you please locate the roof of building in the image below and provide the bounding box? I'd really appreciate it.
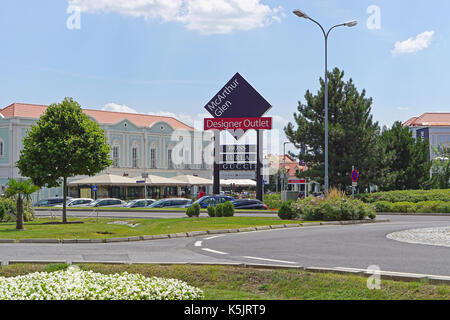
[403,113,450,127]
[0,102,194,131]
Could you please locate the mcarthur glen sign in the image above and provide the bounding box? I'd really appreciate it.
[204,72,272,140]
[203,72,272,200]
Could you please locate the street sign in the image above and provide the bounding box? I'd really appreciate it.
[136,180,146,184]
[92,185,97,192]
[204,72,272,140]
[288,179,307,184]
[220,171,256,179]
[351,169,359,182]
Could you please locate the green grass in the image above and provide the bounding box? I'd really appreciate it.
[0,216,298,240]
[0,264,448,300]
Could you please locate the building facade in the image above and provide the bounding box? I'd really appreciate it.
[0,103,213,201]
[404,113,450,159]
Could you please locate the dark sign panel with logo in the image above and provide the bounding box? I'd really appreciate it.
[222,145,257,153]
[219,163,257,171]
[204,72,272,140]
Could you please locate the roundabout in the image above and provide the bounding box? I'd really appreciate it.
[387,227,450,248]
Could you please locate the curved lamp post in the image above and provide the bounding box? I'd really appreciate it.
[293,9,357,195]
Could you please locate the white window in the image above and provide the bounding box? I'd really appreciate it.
[132,147,138,168]
[150,148,157,169]
[168,150,173,169]
[113,146,120,167]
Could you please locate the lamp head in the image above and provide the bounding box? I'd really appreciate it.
[293,9,309,19]
[344,20,358,27]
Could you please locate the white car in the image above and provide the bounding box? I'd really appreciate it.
[125,199,156,208]
[55,198,94,207]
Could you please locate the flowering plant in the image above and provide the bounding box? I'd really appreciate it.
[0,266,204,300]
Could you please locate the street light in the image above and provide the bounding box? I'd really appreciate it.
[293,9,357,195]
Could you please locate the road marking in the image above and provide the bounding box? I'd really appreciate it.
[194,241,203,247]
[204,235,225,240]
[202,248,228,255]
[242,256,297,265]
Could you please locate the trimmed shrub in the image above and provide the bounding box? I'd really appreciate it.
[356,189,450,203]
[278,201,297,220]
[192,203,201,217]
[373,201,393,213]
[222,201,235,217]
[215,204,224,217]
[207,205,216,217]
[0,198,34,223]
[185,206,195,217]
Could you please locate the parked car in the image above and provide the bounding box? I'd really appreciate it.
[148,198,192,208]
[55,198,93,207]
[232,199,268,210]
[125,199,156,208]
[33,197,73,207]
[83,198,127,207]
[189,195,234,208]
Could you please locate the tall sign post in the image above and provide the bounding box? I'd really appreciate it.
[203,73,272,201]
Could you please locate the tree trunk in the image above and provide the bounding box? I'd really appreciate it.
[63,176,67,224]
[16,196,24,230]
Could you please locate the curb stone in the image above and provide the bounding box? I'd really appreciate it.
[18,239,61,244]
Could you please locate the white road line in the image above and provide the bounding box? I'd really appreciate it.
[203,235,225,240]
[202,248,229,255]
[242,256,297,265]
[194,241,203,247]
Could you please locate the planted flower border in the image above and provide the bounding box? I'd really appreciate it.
[0,266,204,300]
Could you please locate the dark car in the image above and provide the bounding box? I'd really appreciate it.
[33,197,73,207]
[149,198,192,208]
[232,199,268,210]
[84,198,127,207]
[190,195,234,208]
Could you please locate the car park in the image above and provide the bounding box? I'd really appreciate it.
[33,197,73,207]
[232,199,268,210]
[148,198,192,208]
[189,195,234,208]
[125,199,156,208]
[83,198,127,207]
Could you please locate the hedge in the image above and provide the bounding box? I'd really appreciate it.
[373,200,450,213]
[356,189,450,203]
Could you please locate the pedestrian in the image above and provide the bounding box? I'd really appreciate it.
[197,189,205,199]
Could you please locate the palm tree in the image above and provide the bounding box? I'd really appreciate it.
[5,179,39,230]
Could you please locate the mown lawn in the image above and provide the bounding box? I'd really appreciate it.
[0,217,299,240]
[1,263,448,300]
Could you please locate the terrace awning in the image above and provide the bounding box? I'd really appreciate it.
[172,175,213,186]
[68,174,137,186]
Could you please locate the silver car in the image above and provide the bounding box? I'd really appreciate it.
[84,198,127,207]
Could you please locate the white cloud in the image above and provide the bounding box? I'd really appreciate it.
[392,31,435,55]
[68,0,283,34]
[102,102,138,113]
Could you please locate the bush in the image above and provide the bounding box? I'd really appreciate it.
[192,203,201,217]
[207,205,216,217]
[185,206,195,217]
[222,201,235,217]
[356,189,450,203]
[278,201,297,220]
[0,198,34,223]
[372,200,450,213]
[215,204,224,217]
[293,196,376,221]
[263,194,283,209]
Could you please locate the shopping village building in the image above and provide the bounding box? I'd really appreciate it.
[0,103,217,202]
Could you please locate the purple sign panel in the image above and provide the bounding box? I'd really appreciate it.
[204,72,272,140]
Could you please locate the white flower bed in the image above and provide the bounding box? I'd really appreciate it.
[0,266,204,300]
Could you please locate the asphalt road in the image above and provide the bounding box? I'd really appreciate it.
[1,215,449,277]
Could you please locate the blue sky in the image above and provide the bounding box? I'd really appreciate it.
[0,0,449,154]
